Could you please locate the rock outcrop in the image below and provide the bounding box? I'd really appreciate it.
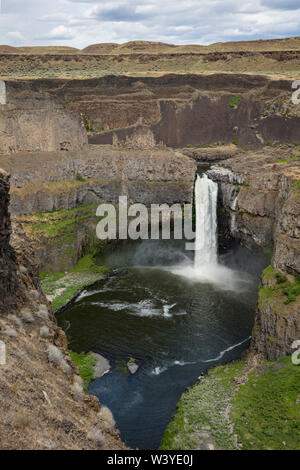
[0,81,87,154]
[0,170,126,450]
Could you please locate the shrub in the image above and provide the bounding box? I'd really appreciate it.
[72,381,84,400]
[40,326,50,338]
[275,272,287,284]
[228,95,241,108]
[47,345,71,374]
[4,326,18,338]
[76,173,86,182]
[87,428,105,448]
[7,314,23,329]
[15,410,31,429]
[30,289,40,300]
[20,308,34,323]
[99,406,115,430]
[38,304,49,319]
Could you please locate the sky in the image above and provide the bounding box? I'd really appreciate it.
[0,0,299,48]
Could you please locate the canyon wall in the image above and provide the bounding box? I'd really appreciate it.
[3,75,300,150]
[206,148,300,360]
[0,80,87,154]
[0,146,196,271]
[0,172,126,449]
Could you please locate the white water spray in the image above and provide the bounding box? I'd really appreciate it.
[194,173,218,267]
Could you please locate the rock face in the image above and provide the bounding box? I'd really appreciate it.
[206,147,300,360]
[0,145,196,271]
[0,171,126,450]
[0,81,87,154]
[1,146,196,214]
[0,170,20,310]
[8,75,300,149]
[252,267,300,361]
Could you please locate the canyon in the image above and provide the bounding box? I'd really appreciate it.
[0,39,299,450]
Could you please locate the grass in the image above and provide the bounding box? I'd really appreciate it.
[25,204,99,241]
[258,266,300,308]
[232,356,300,450]
[292,180,300,193]
[228,95,241,109]
[160,356,300,450]
[68,351,97,392]
[40,251,108,311]
[160,362,245,450]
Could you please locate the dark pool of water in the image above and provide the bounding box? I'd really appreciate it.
[57,240,267,449]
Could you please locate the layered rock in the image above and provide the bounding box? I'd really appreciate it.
[0,172,126,449]
[206,147,300,359]
[0,145,196,271]
[0,81,87,154]
[4,75,300,150]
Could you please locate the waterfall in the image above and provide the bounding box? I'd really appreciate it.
[194,173,218,267]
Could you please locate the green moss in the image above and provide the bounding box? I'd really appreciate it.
[40,250,108,311]
[232,357,300,450]
[263,247,273,260]
[263,265,274,280]
[258,285,276,308]
[228,95,241,109]
[27,204,99,240]
[68,350,97,392]
[259,266,300,307]
[76,173,87,182]
[275,272,287,284]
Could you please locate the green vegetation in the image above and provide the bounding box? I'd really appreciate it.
[232,140,238,146]
[262,264,274,280]
[277,154,300,164]
[68,350,97,392]
[76,172,87,182]
[258,265,300,307]
[161,356,300,450]
[40,251,108,311]
[25,203,99,241]
[292,180,300,193]
[263,247,273,260]
[228,95,241,109]
[160,362,243,450]
[232,356,300,450]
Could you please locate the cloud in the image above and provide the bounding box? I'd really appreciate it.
[85,3,147,22]
[0,0,299,48]
[261,0,300,10]
[7,31,23,40]
[41,25,75,40]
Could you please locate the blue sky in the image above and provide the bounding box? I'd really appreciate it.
[0,0,299,48]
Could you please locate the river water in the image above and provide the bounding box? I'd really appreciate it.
[57,238,266,449]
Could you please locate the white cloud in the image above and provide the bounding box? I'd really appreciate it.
[43,25,75,40]
[0,0,299,48]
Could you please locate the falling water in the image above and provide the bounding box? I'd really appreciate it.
[194,173,218,267]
